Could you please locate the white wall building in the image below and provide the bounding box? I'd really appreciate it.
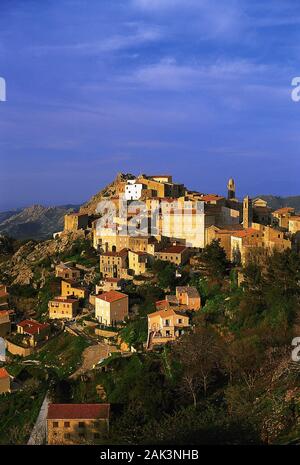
[124,180,143,201]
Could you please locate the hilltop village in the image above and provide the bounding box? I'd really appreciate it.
[0,173,300,445]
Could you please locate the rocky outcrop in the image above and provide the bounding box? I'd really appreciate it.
[80,172,135,214]
[0,230,86,286]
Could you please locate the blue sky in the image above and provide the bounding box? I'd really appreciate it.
[0,0,300,209]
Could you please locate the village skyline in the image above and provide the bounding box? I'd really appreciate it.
[1,0,300,209]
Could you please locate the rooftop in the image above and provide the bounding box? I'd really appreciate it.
[47,403,110,420]
[0,368,9,379]
[232,228,259,238]
[200,194,225,202]
[18,319,49,335]
[273,207,295,215]
[159,245,187,254]
[96,290,127,303]
[104,278,121,283]
[149,307,187,319]
[130,250,147,256]
[101,248,128,257]
[155,300,170,311]
[0,310,9,317]
[176,286,200,298]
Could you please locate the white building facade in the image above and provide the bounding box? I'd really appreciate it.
[124,180,143,201]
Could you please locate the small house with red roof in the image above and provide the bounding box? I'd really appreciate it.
[154,244,190,265]
[17,319,50,347]
[95,290,128,326]
[47,403,110,444]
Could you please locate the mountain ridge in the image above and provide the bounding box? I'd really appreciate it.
[259,195,300,212]
[0,204,80,240]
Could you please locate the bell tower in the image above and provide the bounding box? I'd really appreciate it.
[227,178,236,200]
[243,196,253,229]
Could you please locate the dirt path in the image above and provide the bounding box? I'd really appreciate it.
[27,393,49,445]
[69,343,117,379]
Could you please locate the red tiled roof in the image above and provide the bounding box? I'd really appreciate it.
[47,403,110,420]
[155,300,170,311]
[0,368,9,379]
[0,310,9,317]
[17,319,49,335]
[159,245,187,254]
[149,307,186,319]
[101,248,128,257]
[232,228,259,238]
[96,290,127,303]
[273,207,295,215]
[200,194,224,202]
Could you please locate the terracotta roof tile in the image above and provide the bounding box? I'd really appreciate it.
[18,319,49,335]
[0,368,9,379]
[47,403,110,420]
[273,207,295,215]
[96,290,127,303]
[159,245,187,254]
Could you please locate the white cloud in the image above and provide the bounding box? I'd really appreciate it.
[120,58,270,91]
[31,23,162,55]
[132,0,202,11]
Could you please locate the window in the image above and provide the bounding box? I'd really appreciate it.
[64,422,70,428]
[64,433,71,439]
[78,421,85,428]
[53,422,59,428]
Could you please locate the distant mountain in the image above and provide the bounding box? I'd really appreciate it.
[0,204,80,240]
[0,210,21,223]
[259,195,300,213]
